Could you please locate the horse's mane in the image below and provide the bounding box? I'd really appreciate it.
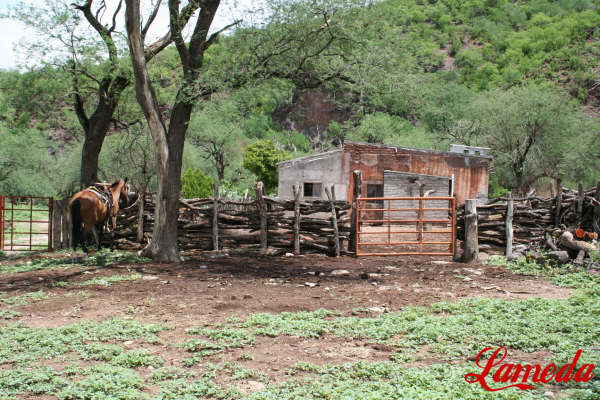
[110,180,122,188]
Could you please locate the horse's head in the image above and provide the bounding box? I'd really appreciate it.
[110,178,131,209]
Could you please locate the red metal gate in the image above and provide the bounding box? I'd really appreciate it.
[356,196,455,256]
[0,196,53,252]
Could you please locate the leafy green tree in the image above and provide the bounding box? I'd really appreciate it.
[242,140,289,192]
[467,84,588,194]
[181,169,214,198]
[0,124,54,196]
[8,0,184,188]
[188,101,244,182]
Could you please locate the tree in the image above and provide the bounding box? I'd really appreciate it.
[467,85,585,194]
[187,101,244,182]
[0,124,54,196]
[242,140,288,192]
[181,168,214,198]
[124,0,239,262]
[9,0,185,188]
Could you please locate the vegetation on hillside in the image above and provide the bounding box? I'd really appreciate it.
[0,0,598,197]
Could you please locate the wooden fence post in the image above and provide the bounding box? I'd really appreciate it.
[213,182,219,251]
[416,180,425,246]
[136,189,146,244]
[349,170,362,253]
[554,178,562,227]
[256,182,267,249]
[463,199,479,263]
[594,180,600,234]
[293,184,301,255]
[52,198,61,250]
[0,195,4,251]
[325,185,340,257]
[506,192,513,259]
[577,182,584,226]
[61,200,70,249]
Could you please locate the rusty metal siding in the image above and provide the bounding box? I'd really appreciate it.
[344,142,489,206]
[383,171,450,221]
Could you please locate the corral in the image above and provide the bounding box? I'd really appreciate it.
[2,250,597,399]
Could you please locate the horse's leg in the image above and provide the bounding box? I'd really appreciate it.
[97,223,104,251]
[110,216,116,251]
[81,229,89,258]
[92,225,101,251]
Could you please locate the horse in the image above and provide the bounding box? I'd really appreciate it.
[69,178,131,257]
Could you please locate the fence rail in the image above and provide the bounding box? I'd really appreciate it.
[0,195,53,252]
[356,196,455,256]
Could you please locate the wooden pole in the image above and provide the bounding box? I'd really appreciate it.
[416,180,425,248]
[256,182,267,249]
[213,182,219,251]
[325,185,340,257]
[506,191,513,259]
[594,180,600,234]
[0,195,3,251]
[577,182,584,226]
[463,199,479,263]
[137,184,147,243]
[52,198,61,250]
[59,199,70,249]
[293,184,301,255]
[349,170,362,253]
[554,178,562,227]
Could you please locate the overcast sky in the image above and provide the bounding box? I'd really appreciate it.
[0,0,263,71]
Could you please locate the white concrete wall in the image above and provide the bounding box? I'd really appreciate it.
[277,150,348,201]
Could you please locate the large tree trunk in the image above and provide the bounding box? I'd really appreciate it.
[140,103,190,262]
[126,0,221,262]
[80,100,116,187]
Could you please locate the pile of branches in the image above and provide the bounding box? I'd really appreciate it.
[110,193,351,255]
[456,196,554,247]
[457,184,600,266]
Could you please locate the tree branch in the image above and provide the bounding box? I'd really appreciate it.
[72,0,119,67]
[203,20,241,50]
[109,0,123,33]
[142,0,163,39]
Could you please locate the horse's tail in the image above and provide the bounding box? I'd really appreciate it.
[71,199,82,251]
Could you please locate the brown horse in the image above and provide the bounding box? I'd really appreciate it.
[69,179,131,256]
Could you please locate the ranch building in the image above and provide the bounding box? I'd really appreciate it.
[276,141,491,206]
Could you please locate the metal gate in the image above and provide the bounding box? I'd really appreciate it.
[356,196,455,256]
[0,196,53,252]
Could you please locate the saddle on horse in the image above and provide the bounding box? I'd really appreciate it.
[85,183,114,231]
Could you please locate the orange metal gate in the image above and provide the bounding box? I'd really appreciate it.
[0,196,53,252]
[356,196,455,256]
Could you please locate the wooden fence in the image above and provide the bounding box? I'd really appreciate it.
[458,182,600,264]
[53,182,352,256]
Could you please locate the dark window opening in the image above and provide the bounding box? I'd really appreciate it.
[304,182,322,198]
[367,184,384,206]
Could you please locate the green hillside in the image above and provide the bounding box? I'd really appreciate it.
[0,0,598,197]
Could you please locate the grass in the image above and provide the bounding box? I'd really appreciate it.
[487,254,600,289]
[0,251,150,275]
[0,317,171,366]
[77,273,142,287]
[0,253,597,399]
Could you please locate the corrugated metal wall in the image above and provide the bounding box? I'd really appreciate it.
[383,171,450,220]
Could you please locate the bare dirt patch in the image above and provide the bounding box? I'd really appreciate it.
[1,254,572,327]
[0,252,575,395]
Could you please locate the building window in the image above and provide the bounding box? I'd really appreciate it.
[366,184,384,206]
[304,182,322,198]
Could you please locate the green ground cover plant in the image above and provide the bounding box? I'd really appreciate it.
[77,273,142,287]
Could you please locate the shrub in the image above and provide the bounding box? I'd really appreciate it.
[181,168,214,198]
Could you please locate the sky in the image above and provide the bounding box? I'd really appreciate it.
[0,0,263,71]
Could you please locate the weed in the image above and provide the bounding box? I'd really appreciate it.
[77,273,142,287]
[110,349,164,368]
[57,364,143,400]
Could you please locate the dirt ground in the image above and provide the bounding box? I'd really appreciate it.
[0,253,574,395]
